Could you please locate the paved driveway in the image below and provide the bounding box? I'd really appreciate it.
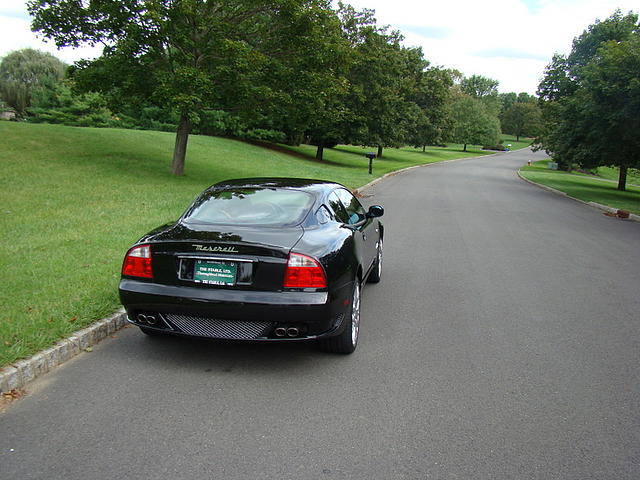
[2,148,639,479]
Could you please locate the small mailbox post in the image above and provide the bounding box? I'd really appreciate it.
[365,152,376,174]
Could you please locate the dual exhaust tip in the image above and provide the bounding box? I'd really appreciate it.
[137,313,158,326]
[275,327,300,338]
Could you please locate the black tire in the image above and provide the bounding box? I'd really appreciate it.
[318,281,361,354]
[367,238,383,284]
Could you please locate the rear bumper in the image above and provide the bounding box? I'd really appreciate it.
[119,279,351,341]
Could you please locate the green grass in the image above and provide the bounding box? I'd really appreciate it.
[520,160,640,215]
[500,135,533,151]
[588,166,640,186]
[1,122,504,366]
[282,142,494,166]
[279,134,531,168]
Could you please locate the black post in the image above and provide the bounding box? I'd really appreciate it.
[365,152,376,175]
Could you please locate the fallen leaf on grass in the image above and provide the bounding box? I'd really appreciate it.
[69,317,77,323]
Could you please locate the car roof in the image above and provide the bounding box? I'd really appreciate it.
[208,178,345,197]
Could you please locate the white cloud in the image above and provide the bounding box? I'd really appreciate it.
[0,0,101,64]
[342,0,639,93]
[1,0,638,92]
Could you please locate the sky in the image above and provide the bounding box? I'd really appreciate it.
[0,0,638,94]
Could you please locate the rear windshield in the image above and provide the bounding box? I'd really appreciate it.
[182,188,314,227]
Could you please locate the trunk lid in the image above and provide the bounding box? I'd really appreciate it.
[144,222,304,290]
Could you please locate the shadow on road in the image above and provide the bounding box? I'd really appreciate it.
[121,327,328,374]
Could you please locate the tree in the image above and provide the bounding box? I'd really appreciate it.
[460,74,500,116]
[407,67,454,151]
[577,35,640,189]
[536,10,640,189]
[567,10,639,70]
[338,4,425,158]
[501,102,542,141]
[498,91,537,133]
[499,92,517,116]
[275,4,352,161]
[516,92,536,104]
[461,74,499,98]
[29,0,338,175]
[0,48,66,116]
[447,95,500,151]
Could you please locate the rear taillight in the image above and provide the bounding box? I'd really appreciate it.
[283,253,327,288]
[122,244,153,278]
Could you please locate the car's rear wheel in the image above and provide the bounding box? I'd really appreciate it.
[319,281,360,354]
[367,238,383,283]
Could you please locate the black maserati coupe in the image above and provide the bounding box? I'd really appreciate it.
[119,178,384,354]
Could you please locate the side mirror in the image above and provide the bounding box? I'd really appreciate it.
[366,205,384,218]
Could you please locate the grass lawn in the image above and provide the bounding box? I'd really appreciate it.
[282,142,493,165]
[588,166,640,186]
[500,135,533,151]
[0,122,507,367]
[281,134,532,166]
[520,160,640,215]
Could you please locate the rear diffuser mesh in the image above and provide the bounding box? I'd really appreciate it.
[164,314,272,340]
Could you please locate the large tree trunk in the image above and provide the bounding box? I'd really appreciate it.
[617,165,628,191]
[422,145,426,152]
[463,143,467,152]
[316,144,324,161]
[171,114,192,176]
[377,145,383,158]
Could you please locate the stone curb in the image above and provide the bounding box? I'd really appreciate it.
[354,150,505,195]
[517,170,640,222]
[0,309,127,394]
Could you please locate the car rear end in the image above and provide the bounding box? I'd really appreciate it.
[119,183,350,342]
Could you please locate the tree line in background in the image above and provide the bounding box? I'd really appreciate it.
[2,0,542,175]
[535,10,640,191]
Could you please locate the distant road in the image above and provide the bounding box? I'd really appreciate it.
[2,148,639,479]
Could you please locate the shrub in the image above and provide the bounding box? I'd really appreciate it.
[482,144,508,151]
[240,129,286,143]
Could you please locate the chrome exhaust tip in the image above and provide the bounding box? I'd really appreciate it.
[286,327,299,337]
[275,327,287,337]
[146,315,157,325]
[137,314,148,324]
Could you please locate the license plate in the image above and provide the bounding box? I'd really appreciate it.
[194,261,237,285]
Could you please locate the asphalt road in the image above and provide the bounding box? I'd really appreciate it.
[2,149,639,479]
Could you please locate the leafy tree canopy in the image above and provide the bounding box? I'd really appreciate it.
[501,102,542,141]
[536,10,640,189]
[577,34,640,187]
[28,0,342,175]
[0,48,66,116]
[447,94,500,151]
[339,3,426,157]
[460,74,499,98]
[460,74,500,116]
[407,67,454,150]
